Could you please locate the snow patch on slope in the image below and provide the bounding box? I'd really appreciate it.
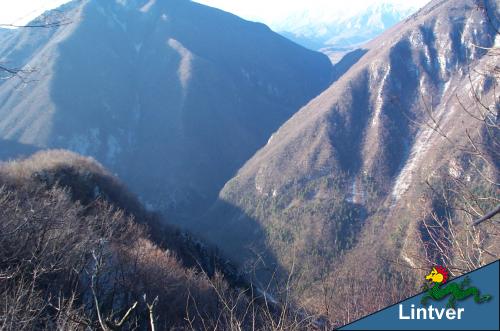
[391,127,432,200]
[67,128,100,156]
[348,177,365,204]
[140,0,156,13]
[168,38,194,91]
[106,134,121,164]
[371,64,391,127]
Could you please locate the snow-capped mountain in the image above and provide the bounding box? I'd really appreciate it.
[276,1,428,61]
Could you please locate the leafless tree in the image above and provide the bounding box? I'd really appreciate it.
[413,2,499,275]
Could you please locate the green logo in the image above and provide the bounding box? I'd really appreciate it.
[421,265,492,308]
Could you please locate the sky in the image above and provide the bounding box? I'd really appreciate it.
[0,0,430,27]
[0,0,70,25]
[195,0,430,28]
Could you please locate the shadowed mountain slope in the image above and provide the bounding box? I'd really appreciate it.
[0,0,333,222]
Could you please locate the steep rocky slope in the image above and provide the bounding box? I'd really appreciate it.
[206,0,499,319]
[0,0,332,222]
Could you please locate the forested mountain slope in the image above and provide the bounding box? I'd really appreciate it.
[206,0,499,322]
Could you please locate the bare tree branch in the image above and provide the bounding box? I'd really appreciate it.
[472,204,500,226]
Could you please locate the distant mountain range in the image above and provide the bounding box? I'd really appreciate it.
[276,1,426,62]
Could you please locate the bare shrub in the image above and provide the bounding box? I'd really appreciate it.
[1,151,324,330]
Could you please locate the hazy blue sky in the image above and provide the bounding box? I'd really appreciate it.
[0,0,69,25]
[0,0,430,27]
